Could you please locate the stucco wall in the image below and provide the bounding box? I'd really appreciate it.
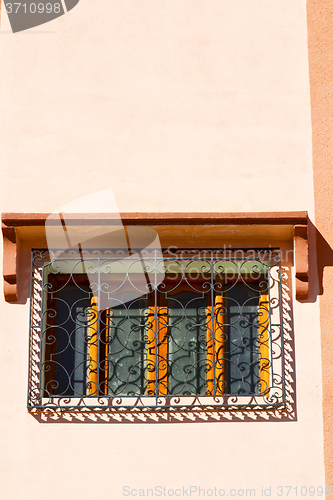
[0,1,325,499]
[308,0,333,487]
[0,0,313,215]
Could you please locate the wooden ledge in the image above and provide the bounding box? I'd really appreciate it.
[1,211,309,227]
[1,211,309,302]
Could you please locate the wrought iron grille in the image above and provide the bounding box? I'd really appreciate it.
[28,248,285,412]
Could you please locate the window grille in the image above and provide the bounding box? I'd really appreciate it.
[28,248,285,412]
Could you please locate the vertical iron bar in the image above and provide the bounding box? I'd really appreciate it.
[154,249,158,405]
[277,249,286,406]
[27,250,35,408]
[39,253,46,401]
[211,254,216,396]
[267,253,273,396]
[97,258,101,398]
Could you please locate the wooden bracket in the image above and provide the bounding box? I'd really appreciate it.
[294,224,309,301]
[2,223,17,302]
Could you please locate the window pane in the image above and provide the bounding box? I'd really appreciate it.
[107,296,147,396]
[168,291,207,395]
[42,281,90,397]
[226,284,261,394]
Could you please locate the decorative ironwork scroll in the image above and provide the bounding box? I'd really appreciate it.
[28,248,285,413]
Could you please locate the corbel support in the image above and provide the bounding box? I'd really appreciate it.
[2,223,17,302]
[294,224,309,301]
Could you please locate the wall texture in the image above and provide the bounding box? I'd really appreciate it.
[0,0,313,214]
[0,1,326,498]
[307,0,333,486]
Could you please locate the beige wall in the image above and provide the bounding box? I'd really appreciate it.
[0,0,313,215]
[0,1,325,499]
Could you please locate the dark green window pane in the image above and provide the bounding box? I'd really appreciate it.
[168,291,207,395]
[226,284,260,395]
[107,297,147,396]
[43,282,90,397]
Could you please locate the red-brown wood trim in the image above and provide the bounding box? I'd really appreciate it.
[294,224,309,301]
[1,223,17,301]
[1,211,308,227]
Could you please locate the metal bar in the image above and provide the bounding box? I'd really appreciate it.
[211,255,216,396]
[154,249,158,405]
[267,257,273,395]
[27,250,35,408]
[97,258,101,396]
[277,250,286,406]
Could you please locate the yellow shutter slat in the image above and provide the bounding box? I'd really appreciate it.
[259,293,270,395]
[87,295,98,395]
[146,305,168,396]
[207,294,226,395]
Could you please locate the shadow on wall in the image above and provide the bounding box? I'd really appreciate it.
[24,218,333,424]
[29,265,297,425]
[18,216,333,425]
[311,220,333,297]
[284,218,333,304]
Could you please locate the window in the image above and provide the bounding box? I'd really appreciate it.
[28,247,285,411]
